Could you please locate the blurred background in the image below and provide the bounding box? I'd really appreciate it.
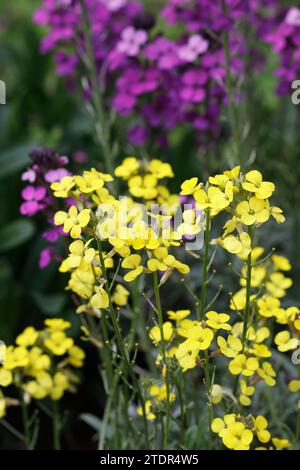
[0,0,299,449]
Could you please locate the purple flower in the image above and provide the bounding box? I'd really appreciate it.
[20,186,47,217]
[117,26,148,56]
[128,125,149,145]
[104,0,127,12]
[145,38,181,70]
[39,247,56,269]
[45,168,70,183]
[285,8,300,27]
[22,168,36,183]
[178,34,209,62]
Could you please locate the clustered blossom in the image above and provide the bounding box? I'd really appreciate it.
[266,7,300,95]
[0,319,85,419]
[32,0,298,150]
[20,148,72,269]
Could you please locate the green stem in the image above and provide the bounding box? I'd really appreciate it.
[96,236,150,448]
[242,228,253,348]
[234,227,253,396]
[153,271,171,450]
[132,279,155,372]
[199,209,211,320]
[199,209,213,448]
[52,400,61,450]
[19,389,31,450]
[295,364,300,449]
[221,0,240,163]
[79,0,115,179]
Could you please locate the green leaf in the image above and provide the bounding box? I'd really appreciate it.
[31,291,68,316]
[0,219,35,252]
[0,143,34,179]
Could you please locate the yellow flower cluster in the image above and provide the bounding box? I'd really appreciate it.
[212,414,289,450]
[137,384,176,421]
[181,168,284,258]
[0,319,85,418]
[115,157,177,205]
[52,161,192,315]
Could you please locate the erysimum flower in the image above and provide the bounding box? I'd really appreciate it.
[54,206,90,239]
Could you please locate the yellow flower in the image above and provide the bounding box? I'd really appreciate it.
[167,310,191,322]
[212,416,253,450]
[239,380,255,406]
[149,322,174,345]
[257,362,276,386]
[0,397,6,418]
[68,346,85,368]
[74,170,104,193]
[4,346,29,370]
[178,323,214,349]
[229,354,259,377]
[26,347,51,374]
[175,339,201,371]
[16,327,39,347]
[272,438,290,450]
[51,176,75,198]
[221,232,251,258]
[54,206,90,239]
[242,170,275,200]
[266,272,292,298]
[25,371,52,399]
[122,254,144,282]
[44,318,71,331]
[274,331,298,352]
[217,335,243,358]
[149,384,175,402]
[288,380,300,393]
[0,369,13,387]
[137,400,156,421]
[236,197,270,225]
[112,284,130,307]
[91,286,109,309]
[208,182,234,212]
[211,384,223,404]
[254,416,271,443]
[205,311,231,331]
[272,255,291,272]
[269,205,285,224]
[180,177,199,195]
[250,344,271,358]
[257,296,281,318]
[115,157,140,180]
[44,331,74,356]
[66,240,96,269]
[50,371,69,400]
[240,266,266,288]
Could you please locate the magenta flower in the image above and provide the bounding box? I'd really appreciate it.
[39,247,56,269]
[178,34,209,62]
[105,0,127,11]
[117,26,148,57]
[21,168,36,183]
[285,8,300,27]
[45,168,70,183]
[20,186,47,217]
